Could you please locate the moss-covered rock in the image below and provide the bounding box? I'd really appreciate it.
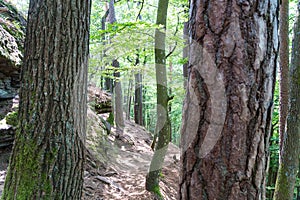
[0,0,26,51]
[0,0,25,69]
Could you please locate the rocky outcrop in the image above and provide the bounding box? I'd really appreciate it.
[0,0,25,120]
[88,83,112,114]
[0,0,25,172]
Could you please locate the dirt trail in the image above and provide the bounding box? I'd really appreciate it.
[84,109,180,200]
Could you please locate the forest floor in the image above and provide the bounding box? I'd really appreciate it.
[0,108,180,200]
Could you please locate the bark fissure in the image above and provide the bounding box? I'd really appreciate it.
[2,0,91,199]
[180,0,278,199]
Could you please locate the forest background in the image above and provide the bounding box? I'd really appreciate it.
[3,0,300,199]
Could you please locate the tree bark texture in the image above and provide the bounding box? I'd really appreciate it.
[274,2,300,199]
[278,0,289,161]
[145,0,170,195]
[2,0,91,199]
[179,1,279,199]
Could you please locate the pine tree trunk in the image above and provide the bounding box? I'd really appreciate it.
[145,0,170,197]
[274,2,300,199]
[2,0,91,199]
[179,1,279,199]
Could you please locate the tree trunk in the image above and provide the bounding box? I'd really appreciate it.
[113,59,125,129]
[278,0,289,162]
[134,4,144,126]
[2,0,91,199]
[183,22,189,90]
[145,0,170,197]
[101,6,111,91]
[179,1,279,199]
[108,0,125,130]
[274,2,300,199]
[104,2,113,93]
[134,67,143,126]
[125,74,133,120]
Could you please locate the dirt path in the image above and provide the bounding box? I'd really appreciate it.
[83,110,180,200]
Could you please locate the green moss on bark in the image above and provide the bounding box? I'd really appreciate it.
[2,128,55,200]
[273,163,294,200]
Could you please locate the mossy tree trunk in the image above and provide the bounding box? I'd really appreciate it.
[2,0,91,199]
[179,1,279,199]
[274,2,300,199]
[145,0,170,197]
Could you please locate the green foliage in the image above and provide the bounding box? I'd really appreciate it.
[89,0,188,147]
[152,184,163,199]
[5,111,18,127]
[6,0,29,16]
[2,135,53,199]
[107,112,114,126]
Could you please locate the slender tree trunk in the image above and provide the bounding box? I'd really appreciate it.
[101,5,112,91]
[126,74,133,120]
[183,22,189,90]
[108,0,125,130]
[134,3,144,126]
[104,2,113,93]
[179,1,279,199]
[274,2,300,199]
[2,0,91,199]
[168,58,173,141]
[266,125,279,199]
[134,67,143,126]
[278,0,289,161]
[145,0,170,197]
[113,60,125,129]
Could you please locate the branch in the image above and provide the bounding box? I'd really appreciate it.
[165,14,180,59]
[165,42,177,59]
[101,9,110,29]
[136,0,144,21]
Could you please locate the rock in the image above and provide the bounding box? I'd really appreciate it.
[88,83,112,114]
[0,0,25,120]
[0,122,14,149]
